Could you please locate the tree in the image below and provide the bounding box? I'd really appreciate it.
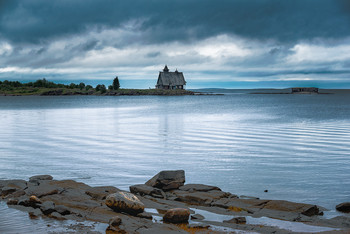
[108,85,113,90]
[112,76,120,90]
[96,84,106,93]
[85,85,93,90]
[78,82,85,90]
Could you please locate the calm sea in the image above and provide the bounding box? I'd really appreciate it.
[0,90,350,231]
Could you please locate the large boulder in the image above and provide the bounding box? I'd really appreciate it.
[163,208,190,223]
[105,191,144,215]
[145,170,185,191]
[336,202,350,213]
[130,184,165,198]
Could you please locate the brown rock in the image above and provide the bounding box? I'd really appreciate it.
[145,170,185,191]
[163,208,190,223]
[336,202,350,213]
[6,198,18,205]
[29,195,42,204]
[190,214,204,220]
[136,212,153,219]
[85,186,120,200]
[105,191,145,215]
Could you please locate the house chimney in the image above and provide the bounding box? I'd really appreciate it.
[163,65,169,72]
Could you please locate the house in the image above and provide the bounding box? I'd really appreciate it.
[155,65,186,90]
[291,87,319,94]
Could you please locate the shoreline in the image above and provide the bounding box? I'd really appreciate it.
[1,171,349,233]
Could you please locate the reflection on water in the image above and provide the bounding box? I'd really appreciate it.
[0,92,350,230]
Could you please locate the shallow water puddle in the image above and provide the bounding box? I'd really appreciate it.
[190,208,340,233]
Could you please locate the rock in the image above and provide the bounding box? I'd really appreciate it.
[105,191,145,215]
[54,205,71,215]
[29,195,41,204]
[190,214,204,220]
[187,223,210,229]
[336,202,350,213]
[163,208,190,224]
[29,175,53,184]
[40,201,56,215]
[145,170,185,191]
[1,187,17,197]
[130,184,165,198]
[49,212,65,220]
[25,183,59,198]
[6,189,25,198]
[264,190,268,193]
[136,212,153,219]
[107,216,123,232]
[223,217,246,224]
[7,198,18,205]
[178,184,221,192]
[172,190,230,205]
[85,186,120,200]
[301,205,320,216]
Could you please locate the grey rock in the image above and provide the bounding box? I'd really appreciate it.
[40,201,56,215]
[223,216,247,224]
[7,198,19,205]
[54,205,71,215]
[145,170,185,191]
[85,186,120,200]
[105,191,145,215]
[49,212,65,220]
[25,184,59,198]
[130,184,165,198]
[1,187,17,197]
[336,202,350,213]
[29,175,53,184]
[178,184,221,192]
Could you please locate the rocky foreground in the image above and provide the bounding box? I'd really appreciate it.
[1,170,350,233]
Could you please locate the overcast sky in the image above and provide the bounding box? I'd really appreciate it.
[1,0,350,88]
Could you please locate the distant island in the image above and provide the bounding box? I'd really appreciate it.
[0,78,196,96]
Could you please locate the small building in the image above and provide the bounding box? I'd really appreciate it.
[291,87,319,94]
[155,65,186,90]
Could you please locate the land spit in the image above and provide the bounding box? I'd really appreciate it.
[1,170,350,233]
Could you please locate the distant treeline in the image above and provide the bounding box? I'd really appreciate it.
[0,77,120,94]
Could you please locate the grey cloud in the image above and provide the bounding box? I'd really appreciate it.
[1,0,350,46]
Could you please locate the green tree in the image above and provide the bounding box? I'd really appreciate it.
[112,76,120,90]
[108,85,113,90]
[78,82,85,90]
[85,85,93,90]
[96,84,106,93]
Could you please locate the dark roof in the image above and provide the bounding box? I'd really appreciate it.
[157,70,186,86]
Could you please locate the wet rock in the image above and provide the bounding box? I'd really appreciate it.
[223,216,246,224]
[49,211,65,220]
[301,205,321,216]
[40,201,56,215]
[105,191,145,215]
[190,213,204,220]
[136,212,153,219]
[7,198,18,205]
[29,195,42,204]
[5,189,25,199]
[85,186,120,200]
[145,170,185,191]
[178,184,221,192]
[130,184,165,198]
[163,208,190,223]
[336,202,350,213]
[107,216,125,232]
[18,196,41,208]
[25,183,59,198]
[1,187,17,197]
[54,205,71,215]
[29,175,53,184]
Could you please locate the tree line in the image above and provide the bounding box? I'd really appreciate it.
[0,77,120,94]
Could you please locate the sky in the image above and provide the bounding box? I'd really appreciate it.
[1,0,350,89]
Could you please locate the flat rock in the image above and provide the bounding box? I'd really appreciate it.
[190,213,204,220]
[336,202,350,213]
[223,216,246,224]
[105,191,145,215]
[187,223,210,229]
[178,184,221,192]
[85,186,120,200]
[136,212,153,219]
[25,184,59,198]
[163,208,190,223]
[172,190,230,205]
[130,184,165,198]
[263,200,321,216]
[40,201,56,215]
[145,170,185,191]
[29,175,53,184]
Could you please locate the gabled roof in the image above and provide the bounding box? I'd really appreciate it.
[158,71,186,86]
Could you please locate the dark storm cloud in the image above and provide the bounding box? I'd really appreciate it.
[1,0,350,45]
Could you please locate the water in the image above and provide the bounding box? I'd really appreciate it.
[0,91,350,230]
